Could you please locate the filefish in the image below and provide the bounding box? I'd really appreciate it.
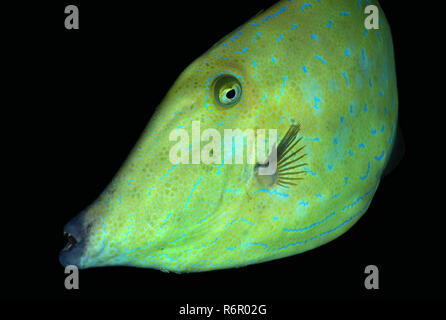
[60,0,400,272]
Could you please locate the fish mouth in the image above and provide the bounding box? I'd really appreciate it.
[59,210,88,268]
[62,231,78,252]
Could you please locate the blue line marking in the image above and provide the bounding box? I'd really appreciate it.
[184,177,202,209]
[284,212,335,233]
[254,188,289,198]
[360,161,371,180]
[241,217,254,226]
[342,72,349,86]
[276,76,287,100]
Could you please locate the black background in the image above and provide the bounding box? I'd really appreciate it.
[3,0,443,310]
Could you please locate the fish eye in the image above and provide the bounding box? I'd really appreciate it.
[213,75,242,107]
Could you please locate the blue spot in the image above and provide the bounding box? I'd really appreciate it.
[230,31,242,41]
[363,104,368,111]
[277,34,284,42]
[311,33,317,39]
[315,55,326,63]
[252,59,257,68]
[292,24,299,29]
[348,150,354,157]
[333,138,338,144]
[235,46,248,54]
[314,96,321,109]
[345,49,350,57]
[359,142,366,148]
[302,3,312,11]
[340,11,350,15]
[340,116,344,123]
[372,129,377,135]
[302,65,308,73]
[375,150,385,162]
[381,125,385,133]
[327,20,333,28]
[272,55,277,64]
[304,167,316,176]
[328,164,333,170]
[299,200,309,207]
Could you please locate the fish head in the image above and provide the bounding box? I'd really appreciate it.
[59,15,303,271]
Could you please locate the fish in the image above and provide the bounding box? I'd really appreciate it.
[60,0,400,273]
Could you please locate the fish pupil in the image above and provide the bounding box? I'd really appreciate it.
[226,89,236,99]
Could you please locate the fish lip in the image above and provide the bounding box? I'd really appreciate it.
[59,210,88,268]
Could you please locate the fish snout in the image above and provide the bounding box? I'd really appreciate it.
[59,210,88,268]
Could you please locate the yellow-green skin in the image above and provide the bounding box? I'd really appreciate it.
[62,0,398,272]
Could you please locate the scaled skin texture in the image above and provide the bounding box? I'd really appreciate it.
[60,0,398,272]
